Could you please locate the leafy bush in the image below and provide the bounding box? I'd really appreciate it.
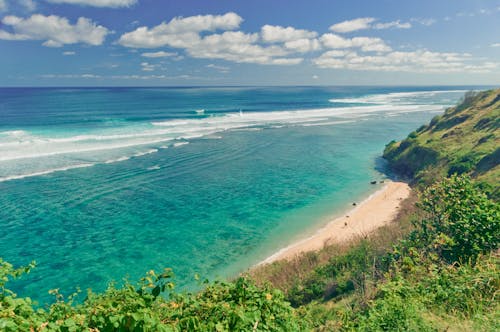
[0,260,308,331]
[417,175,500,262]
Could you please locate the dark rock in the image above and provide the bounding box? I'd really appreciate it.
[370,180,377,184]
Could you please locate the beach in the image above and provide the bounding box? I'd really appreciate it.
[260,181,411,264]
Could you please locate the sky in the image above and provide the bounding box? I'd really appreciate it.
[0,0,499,86]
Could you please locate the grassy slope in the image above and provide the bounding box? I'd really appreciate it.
[383,89,499,199]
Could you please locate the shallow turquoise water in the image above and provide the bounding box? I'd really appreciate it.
[0,86,474,303]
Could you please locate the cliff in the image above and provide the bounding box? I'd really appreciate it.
[383,88,500,199]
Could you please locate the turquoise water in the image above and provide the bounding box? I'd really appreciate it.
[0,86,474,304]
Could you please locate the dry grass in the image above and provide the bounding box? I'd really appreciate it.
[247,190,421,292]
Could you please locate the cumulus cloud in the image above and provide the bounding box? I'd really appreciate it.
[320,33,391,52]
[261,25,320,53]
[0,14,109,47]
[313,49,498,73]
[490,43,500,47]
[63,51,75,55]
[329,17,375,33]
[118,12,243,48]
[284,38,321,52]
[260,25,317,43]
[186,31,301,65]
[46,0,137,7]
[119,13,304,65]
[116,12,495,72]
[141,51,177,58]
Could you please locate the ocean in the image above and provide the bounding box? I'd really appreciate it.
[0,86,476,304]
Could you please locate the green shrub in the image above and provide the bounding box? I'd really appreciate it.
[1,260,308,331]
[417,175,500,262]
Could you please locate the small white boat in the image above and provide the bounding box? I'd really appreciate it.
[195,109,205,114]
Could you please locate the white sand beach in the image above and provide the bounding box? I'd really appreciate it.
[260,181,411,264]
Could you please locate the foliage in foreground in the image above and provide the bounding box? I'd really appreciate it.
[0,262,307,331]
[1,175,499,331]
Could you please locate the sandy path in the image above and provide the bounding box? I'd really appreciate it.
[259,181,411,264]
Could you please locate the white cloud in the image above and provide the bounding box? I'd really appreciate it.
[284,38,321,53]
[0,14,109,47]
[41,73,101,78]
[373,20,411,30]
[491,43,500,47]
[206,63,230,72]
[141,51,177,58]
[63,51,75,55]
[320,33,391,52]
[141,62,156,71]
[260,25,317,43]
[314,49,498,73]
[120,14,304,65]
[118,12,242,48]
[312,75,319,79]
[320,33,352,48]
[186,31,299,65]
[270,58,303,65]
[411,18,436,26]
[46,0,137,8]
[330,17,412,33]
[260,25,320,53]
[329,17,375,33]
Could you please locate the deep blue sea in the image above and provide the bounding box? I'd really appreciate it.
[0,86,479,304]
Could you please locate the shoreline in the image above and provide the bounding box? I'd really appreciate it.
[257,181,411,265]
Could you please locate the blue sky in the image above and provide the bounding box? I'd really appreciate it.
[1,0,499,86]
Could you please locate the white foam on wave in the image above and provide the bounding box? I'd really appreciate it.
[0,137,171,162]
[133,149,158,157]
[329,89,467,105]
[104,156,130,164]
[0,163,95,183]
[301,120,356,127]
[0,90,457,181]
[146,165,161,171]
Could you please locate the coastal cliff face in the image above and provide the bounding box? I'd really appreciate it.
[383,88,500,199]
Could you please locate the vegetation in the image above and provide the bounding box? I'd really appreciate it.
[1,90,499,331]
[1,261,308,331]
[383,88,499,199]
[256,175,499,331]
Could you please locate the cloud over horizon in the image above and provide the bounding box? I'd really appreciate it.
[0,14,109,47]
[0,9,497,78]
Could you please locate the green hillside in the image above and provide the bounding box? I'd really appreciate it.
[384,89,499,199]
